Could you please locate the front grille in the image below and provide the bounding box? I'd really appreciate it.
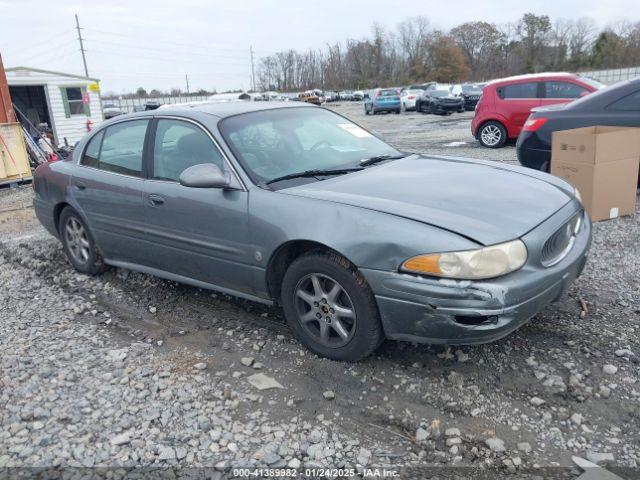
[541,212,582,267]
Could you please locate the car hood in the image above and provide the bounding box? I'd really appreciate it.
[283,155,573,245]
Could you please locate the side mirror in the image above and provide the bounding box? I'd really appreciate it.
[179,163,230,189]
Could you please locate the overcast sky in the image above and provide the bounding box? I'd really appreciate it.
[1,0,637,94]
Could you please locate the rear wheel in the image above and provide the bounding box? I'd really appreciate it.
[478,121,507,148]
[281,251,383,361]
[59,207,104,275]
[364,105,370,115]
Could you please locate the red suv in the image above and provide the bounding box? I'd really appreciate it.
[471,73,602,148]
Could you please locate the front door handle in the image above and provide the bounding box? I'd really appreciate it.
[75,182,87,190]
[148,194,165,206]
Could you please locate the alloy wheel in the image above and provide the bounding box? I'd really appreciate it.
[481,124,502,146]
[65,217,90,264]
[294,273,356,348]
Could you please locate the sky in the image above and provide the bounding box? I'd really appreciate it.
[0,0,637,94]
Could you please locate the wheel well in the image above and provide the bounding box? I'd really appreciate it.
[53,202,71,234]
[478,119,507,138]
[266,240,346,303]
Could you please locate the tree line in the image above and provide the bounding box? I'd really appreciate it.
[257,14,640,92]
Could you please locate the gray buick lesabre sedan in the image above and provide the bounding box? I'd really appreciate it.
[33,102,591,361]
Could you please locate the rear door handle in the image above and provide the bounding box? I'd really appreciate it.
[75,182,86,190]
[148,194,165,206]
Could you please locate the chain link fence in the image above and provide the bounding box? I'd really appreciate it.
[577,66,640,85]
[101,95,210,114]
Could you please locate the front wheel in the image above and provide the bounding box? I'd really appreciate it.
[281,251,383,361]
[478,121,507,148]
[59,207,105,275]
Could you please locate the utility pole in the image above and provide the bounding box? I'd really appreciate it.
[75,13,89,78]
[185,74,190,93]
[250,46,256,92]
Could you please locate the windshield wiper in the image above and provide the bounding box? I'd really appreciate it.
[265,167,363,186]
[359,153,406,166]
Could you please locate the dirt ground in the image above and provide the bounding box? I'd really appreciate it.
[1,105,639,478]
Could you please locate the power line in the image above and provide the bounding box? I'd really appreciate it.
[87,28,273,55]
[87,48,252,66]
[75,13,89,77]
[83,38,257,60]
[19,39,79,63]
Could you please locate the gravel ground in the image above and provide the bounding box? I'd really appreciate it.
[1,105,639,479]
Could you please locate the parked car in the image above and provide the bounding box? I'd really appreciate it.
[352,90,365,101]
[405,82,435,91]
[102,103,123,119]
[298,90,322,105]
[517,77,640,175]
[400,89,423,111]
[416,90,464,115]
[471,73,604,148]
[426,83,452,92]
[364,88,401,115]
[32,102,590,361]
[144,100,161,111]
[132,105,146,113]
[451,83,483,110]
[340,91,354,101]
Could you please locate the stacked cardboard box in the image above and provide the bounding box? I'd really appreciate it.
[551,126,640,222]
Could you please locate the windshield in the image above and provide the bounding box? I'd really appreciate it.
[219,107,401,186]
[379,89,398,97]
[430,90,450,97]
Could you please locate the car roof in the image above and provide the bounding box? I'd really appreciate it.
[487,72,577,86]
[117,101,316,120]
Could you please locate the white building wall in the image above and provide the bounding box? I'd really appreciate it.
[6,68,104,146]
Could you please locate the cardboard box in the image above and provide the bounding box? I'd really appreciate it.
[551,126,640,222]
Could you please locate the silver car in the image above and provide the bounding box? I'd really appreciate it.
[33,103,591,361]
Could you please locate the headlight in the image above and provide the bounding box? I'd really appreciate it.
[401,239,528,280]
[574,188,583,205]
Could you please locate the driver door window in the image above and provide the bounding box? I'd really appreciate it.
[152,119,224,182]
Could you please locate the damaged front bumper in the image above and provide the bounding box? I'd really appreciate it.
[362,202,591,345]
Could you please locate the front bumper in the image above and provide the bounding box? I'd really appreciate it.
[362,201,591,345]
[434,103,463,113]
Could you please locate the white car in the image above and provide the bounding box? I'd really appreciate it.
[400,89,423,111]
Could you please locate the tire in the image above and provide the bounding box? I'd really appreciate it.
[401,102,406,112]
[364,105,370,115]
[395,109,401,114]
[478,121,507,148]
[281,250,383,362]
[58,207,105,275]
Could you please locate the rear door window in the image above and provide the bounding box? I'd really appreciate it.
[544,81,589,99]
[607,89,640,111]
[91,120,148,177]
[499,82,539,99]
